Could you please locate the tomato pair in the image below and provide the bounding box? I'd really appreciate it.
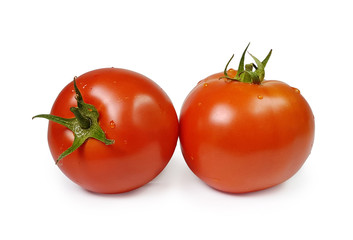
[34,45,314,194]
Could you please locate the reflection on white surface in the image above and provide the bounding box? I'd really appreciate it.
[209,104,234,126]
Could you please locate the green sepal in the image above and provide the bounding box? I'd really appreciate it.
[222,54,235,77]
[220,43,272,84]
[235,42,251,80]
[247,52,265,83]
[261,49,272,68]
[33,78,114,164]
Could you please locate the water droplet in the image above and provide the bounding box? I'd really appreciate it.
[257,95,263,100]
[203,83,208,87]
[82,84,88,89]
[293,88,300,94]
[227,68,237,78]
[109,121,116,129]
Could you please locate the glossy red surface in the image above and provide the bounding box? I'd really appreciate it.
[180,72,315,193]
[48,68,178,193]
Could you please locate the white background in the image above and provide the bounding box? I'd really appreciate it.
[1,0,352,239]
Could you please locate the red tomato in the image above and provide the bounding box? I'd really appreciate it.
[40,68,178,194]
[179,70,315,193]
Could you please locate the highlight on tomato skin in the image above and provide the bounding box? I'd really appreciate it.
[34,68,179,194]
[179,45,315,193]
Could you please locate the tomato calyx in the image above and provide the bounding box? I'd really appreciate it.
[33,77,114,164]
[220,43,272,84]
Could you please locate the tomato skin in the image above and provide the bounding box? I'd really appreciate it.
[179,72,315,193]
[47,68,178,193]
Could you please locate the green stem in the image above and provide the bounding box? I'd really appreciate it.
[220,43,272,84]
[245,64,253,71]
[70,107,91,129]
[33,78,114,163]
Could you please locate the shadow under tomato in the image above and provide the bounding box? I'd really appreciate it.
[78,160,176,198]
[207,169,311,197]
[208,181,288,197]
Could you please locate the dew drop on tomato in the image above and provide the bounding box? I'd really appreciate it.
[292,87,300,94]
[227,68,237,78]
[109,120,116,129]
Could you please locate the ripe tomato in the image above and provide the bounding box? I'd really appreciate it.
[179,46,315,193]
[35,68,178,194]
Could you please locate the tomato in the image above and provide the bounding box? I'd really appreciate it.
[35,68,178,194]
[179,46,315,193]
